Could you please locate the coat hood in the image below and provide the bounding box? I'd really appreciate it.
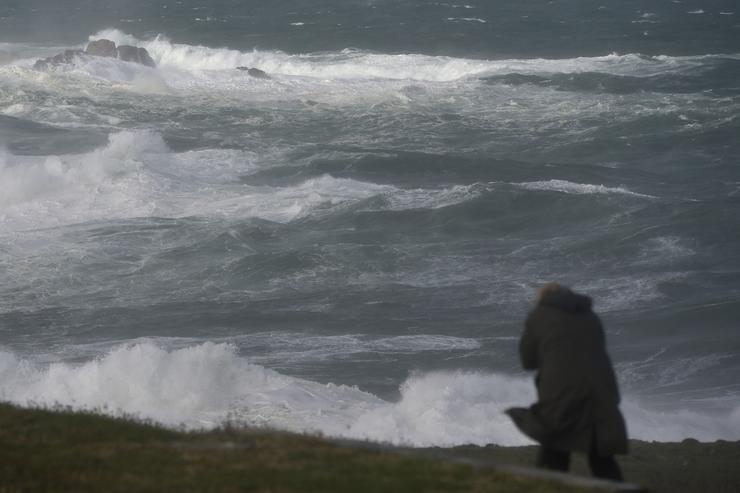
[538,287,592,313]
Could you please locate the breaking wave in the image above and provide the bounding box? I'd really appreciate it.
[516,179,656,198]
[85,29,738,82]
[0,131,517,232]
[0,342,738,446]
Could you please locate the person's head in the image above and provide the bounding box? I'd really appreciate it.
[535,282,593,312]
[536,282,568,303]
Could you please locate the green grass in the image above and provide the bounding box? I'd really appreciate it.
[3,402,737,493]
[0,403,597,493]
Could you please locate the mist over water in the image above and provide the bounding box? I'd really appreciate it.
[1,1,739,446]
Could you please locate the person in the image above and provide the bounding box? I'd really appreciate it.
[506,283,627,481]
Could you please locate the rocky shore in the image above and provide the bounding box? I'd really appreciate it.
[32,39,272,79]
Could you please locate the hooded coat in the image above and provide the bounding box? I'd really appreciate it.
[506,288,628,456]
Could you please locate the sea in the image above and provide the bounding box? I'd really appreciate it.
[1,0,739,447]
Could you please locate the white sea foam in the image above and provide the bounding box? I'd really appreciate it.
[89,29,490,82]
[239,333,482,364]
[383,183,488,211]
[446,17,487,23]
[0,131,487,232]
[637,236,695,264]
[205,176,486,223]
[515,179,655,198]
[2,31,735,118]
[0,131,173,230]
[0,342,737,445]
[617,351,735,391]
[622,399,740,442]
[44,334,483,366]
[34,54,168,92]
[575,273,681,312]
[79,29,736,84]
[1,131,161,203]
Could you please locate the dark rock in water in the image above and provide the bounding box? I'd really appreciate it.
[116,45,156,67]
[88,38,157,67]
[85,39,117,58]
[236,66,271,79]
[33,50,85,70]
[33,39,156,70]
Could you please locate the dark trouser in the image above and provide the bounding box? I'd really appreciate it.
[536,441,623,481]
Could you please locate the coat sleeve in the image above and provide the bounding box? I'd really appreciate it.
[593,315,622,403]
[520,311,540,370]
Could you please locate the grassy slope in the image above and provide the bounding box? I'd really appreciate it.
[0,403,595,493]
[2,403,737,493]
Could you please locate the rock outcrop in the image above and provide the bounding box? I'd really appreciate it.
[236,66,271,79]
[85,39,117,58]
[33,39,156,70]
[116,45,156,67]
[33,50,85,70]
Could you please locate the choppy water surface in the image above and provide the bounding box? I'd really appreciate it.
[1,1,739,446]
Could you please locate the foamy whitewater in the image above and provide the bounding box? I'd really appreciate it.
[1,1,739,447]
